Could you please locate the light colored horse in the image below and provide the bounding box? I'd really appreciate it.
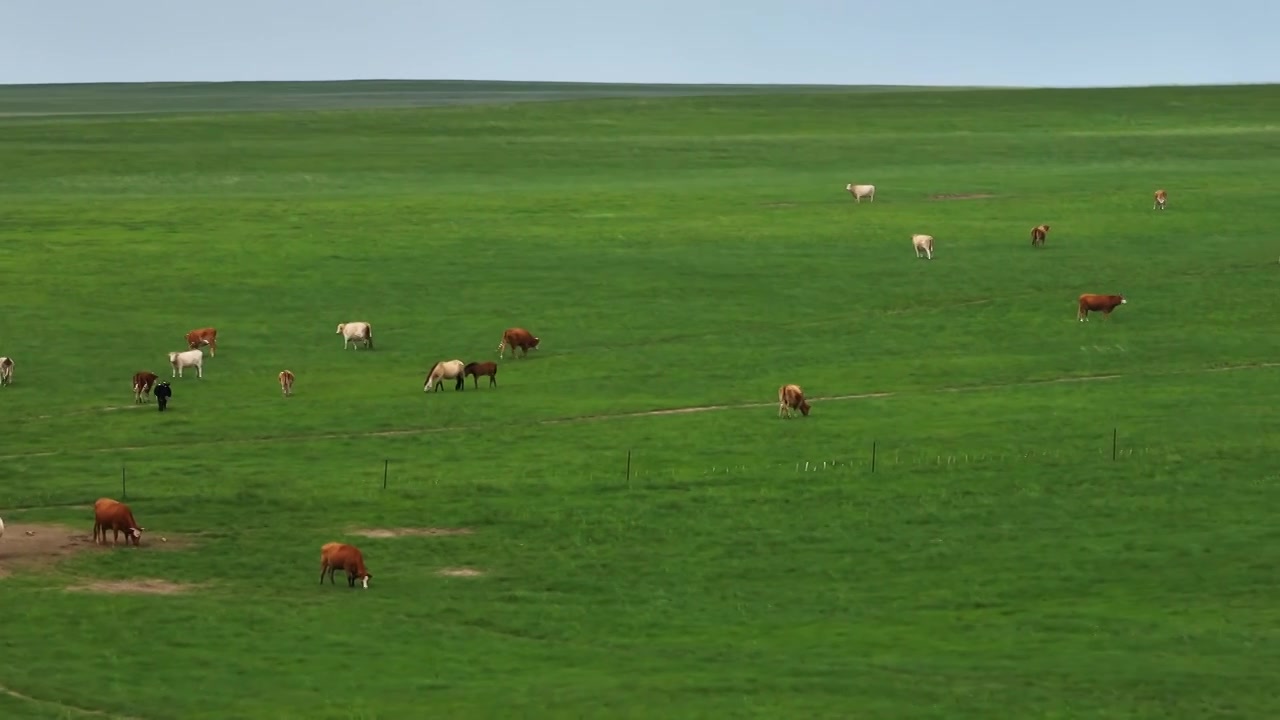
[912,233,934,260]
[423,360,466,392]
[336,322,374,350]
[168,349,204,378]
[0,356,12,386]
[846,183,875,203]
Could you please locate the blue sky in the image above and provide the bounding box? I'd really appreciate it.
[3,0,1275,87]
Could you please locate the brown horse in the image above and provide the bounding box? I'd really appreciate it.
[464,361,498,388]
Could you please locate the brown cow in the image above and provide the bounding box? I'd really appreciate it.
[497,328,540,359]
[1153,189,1167,210]
[185,327,217,357]
[132,371,159,403]
[1031,224,1050,247]
[464,361,498,388]
[778,384,811,418]
[278,370,295,397]
[0,356,13,386]
[93,498,144,547]
[1077,294,1127,322]
[320,542,372,589]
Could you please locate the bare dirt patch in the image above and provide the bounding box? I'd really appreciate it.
[66,579,196,595]
[350,527,474,538]
[437,567,485,577]
[761,202,797,207]
[0,522,192,579]
[930,193,996,201]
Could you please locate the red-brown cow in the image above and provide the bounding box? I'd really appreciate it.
[185,327,217,357]
[497,328,540,359]
[278,370,295,397]
[1031,224,1051,247]
[93,498,144,547]
[464,361,498,388]
[320,542,372,589]
[132,371,159,403]
[1153,189,1167,210]
[777,384,811,419]
[1077,294,1127,322]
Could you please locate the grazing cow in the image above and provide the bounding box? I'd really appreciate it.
[0,356,12,387]
[497,328,540,359]
[154,382,172,411]
[912,233,935,260]
[278,370,295,397]
[185,327,217,357]
[320,542,372,589]
[132,371,159,403]
[778,384,811,419]
[168,348,204,378]
[92,498,144,547]
[424,360,466,392]
[0,515,4,539]
[1031,224,1051,247]
[464,361,499,389]
[1153,189,1167,210]
[1077,293,1127,322]
[846,183,876,203]
[336,322,374,350]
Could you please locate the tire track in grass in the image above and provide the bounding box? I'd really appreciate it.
[3,363,1276,462]
[0,682,145,719]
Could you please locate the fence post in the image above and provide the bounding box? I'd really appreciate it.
[383,459,389,490]
[626,450,632,486]
[121,464,127,500]
[1112,428,1118,461]
[871,441,877,473]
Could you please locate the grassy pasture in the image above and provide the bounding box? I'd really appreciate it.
[0,80,1278,719]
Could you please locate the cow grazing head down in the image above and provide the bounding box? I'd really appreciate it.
[797,399,812,416]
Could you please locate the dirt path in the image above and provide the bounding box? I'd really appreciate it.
[0,362,1275,461]
[0,682,145,719]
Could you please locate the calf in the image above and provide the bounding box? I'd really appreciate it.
[778,384,811,418]
[132,371,159,403]
[464,361,498,389]
[912,233,934,260]
[185,327,217,357]
[1031,224,1050,247]
[1077,293,1127,322]
[845,183,875,203]
[497,328,540,359]
[1153,189,1167,210]
[278,370,295,397]
[0,356,12,386]
[169,349,204,378]
[336,322,374,350]
[93,498,144,547]
[320,542,372,589]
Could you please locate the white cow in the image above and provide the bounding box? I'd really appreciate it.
[0,356,12,386]
[846,183,875,203]
[0,515,5,539]
[168,349,204,378]
[912,234,934,260]
[336,322,374,350]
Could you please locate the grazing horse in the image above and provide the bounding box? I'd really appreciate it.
[464,361,498,389]
[278,370,295,397]
[1077,294,1127,322]
[1153,189,1167,210]
[778,384,811,418]
[1031,224,1050,247]
[424,360,466,392]
[912,233,934,260]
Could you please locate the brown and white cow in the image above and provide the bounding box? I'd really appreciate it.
[1031,224,1050,247]
[336,322,374,350]
[185,327,217,357]
[278,370,295,397]
[132,371,159,403]
[497,328,540,359]
[0,356,13,387]
[93,498,144,547]
[912,233,934,260]
[778,384,811,418]
[845,183,876,203]
[1077,294,1127,322]
[1153,189,1167,210]
[320,542,372,589]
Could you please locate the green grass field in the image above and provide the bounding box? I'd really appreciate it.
[1,80,1278,719]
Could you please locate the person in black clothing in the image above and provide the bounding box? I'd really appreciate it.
[154,382,172,411]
